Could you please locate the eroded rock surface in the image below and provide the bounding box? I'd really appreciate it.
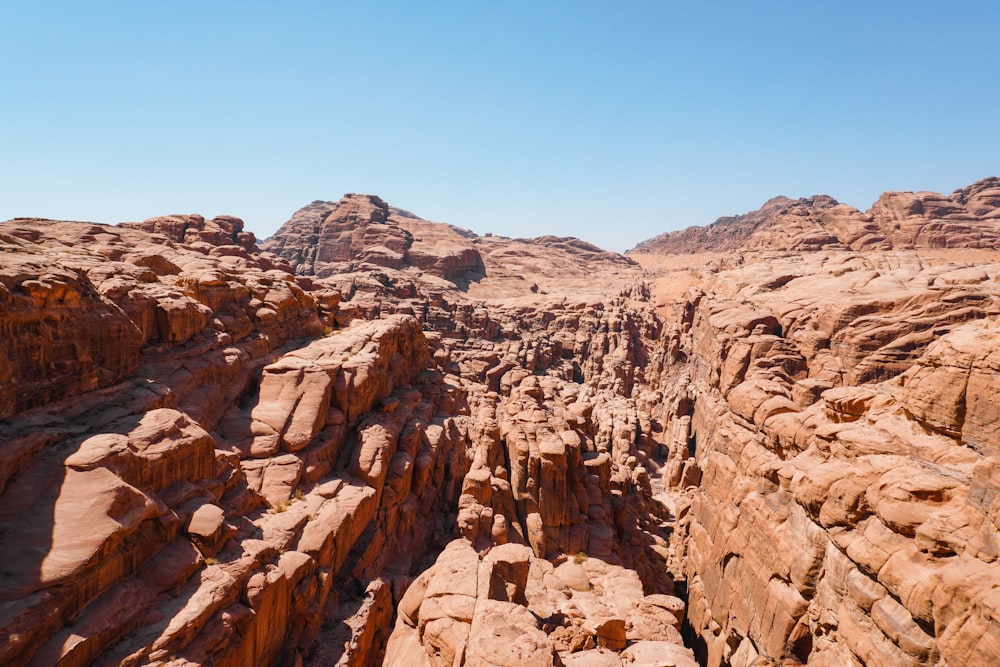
[3,178,1000,667]
[0,205,688,667]
[632,244,1000,666]
[633,177,1000,254]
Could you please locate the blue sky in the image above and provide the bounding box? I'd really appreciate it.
[1,1,997,251]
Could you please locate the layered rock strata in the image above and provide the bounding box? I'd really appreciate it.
[3,178,1000,667]
[0,213,487,667]
[636,248,1000,666]
[262,194,696,665]
[0,207,691,667]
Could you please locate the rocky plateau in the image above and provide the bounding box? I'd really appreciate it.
[1,179,999,667]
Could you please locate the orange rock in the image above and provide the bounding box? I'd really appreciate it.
[6,177,1000,667]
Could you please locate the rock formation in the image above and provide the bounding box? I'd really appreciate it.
[259,195,487,282]
[632,176,1000,254]
[1,177,999,667]
[0,203,685,667]
[629,247,1000,666]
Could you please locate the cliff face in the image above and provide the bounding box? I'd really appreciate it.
[260,194,488,282]
[2,180,1000,667]
[0,205,691,667]
[262,196,692,666]
[633,245,1000,665]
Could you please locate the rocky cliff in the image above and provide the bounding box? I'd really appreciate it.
[633,248,1000,666]
[631,177,1000,254]
[0,203,691,667]
[2,180,999,667]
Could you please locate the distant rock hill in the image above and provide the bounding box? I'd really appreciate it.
[260,194,486,281]
[261,193,636,303]
[630,176,1000,254]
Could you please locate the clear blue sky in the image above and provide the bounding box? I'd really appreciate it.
[2,1,998,251]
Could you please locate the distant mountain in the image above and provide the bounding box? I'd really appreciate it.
[261,193,634,293]
[630,177,1000,254]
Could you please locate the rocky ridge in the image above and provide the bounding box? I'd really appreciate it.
[1,178,999,667]
[633,248,1000,666]
[632,177,1000,255]
[262,195,692,666]
[0,201,689,667]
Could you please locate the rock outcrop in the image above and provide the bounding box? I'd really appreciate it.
[0,205,689,667]
[631,177,1000,254]
[262,193,634,301]
[3,177,1000,667]
[632,245,1000,666]
[260,194,487,282]
[384,541,695,667]
[0,213,482,667]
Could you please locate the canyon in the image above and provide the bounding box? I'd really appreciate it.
[1,178,999,667]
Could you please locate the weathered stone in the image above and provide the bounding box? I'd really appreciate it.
[5,178,1000,667]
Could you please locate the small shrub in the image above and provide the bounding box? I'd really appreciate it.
[573,551,588,565]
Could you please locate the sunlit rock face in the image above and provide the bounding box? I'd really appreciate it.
[2,178,1000,667]
[632,176,1000,255]
[629,216,1000,664]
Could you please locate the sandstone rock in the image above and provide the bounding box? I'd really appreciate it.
[261,194,489,286]
[632,232,1000,665]
[563,648,625,667]
[464,599,554,667]
[384,539,682,667]
[0,238,142,418]
[1,204,668,667]
[186,502,226,546]
[631,177,1000,255]
[6,178,1000,667]
[620,641,700,667]
[627,594,686,642]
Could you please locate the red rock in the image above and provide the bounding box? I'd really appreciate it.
[0,242,142,418]
[186,502,226,544]
[632,216,1000,665]
[631,177,1000,255]
[620,641,700,666]
[5,177,1000,667]
[464,599,554,666]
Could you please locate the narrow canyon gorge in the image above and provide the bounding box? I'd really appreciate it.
[2,178,999,666]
